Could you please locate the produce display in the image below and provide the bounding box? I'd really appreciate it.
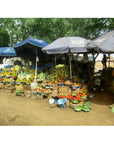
[0,63,94,113]
[49,64,69,82]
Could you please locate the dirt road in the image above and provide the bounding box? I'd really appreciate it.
[0,90,114,126]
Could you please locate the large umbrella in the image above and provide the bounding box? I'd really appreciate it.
[0,47,16,56]
[87,30,114,53]
[42,37,89,78]
[42,36,89,54]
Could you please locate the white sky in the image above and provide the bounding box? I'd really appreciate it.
[96,53,114,60]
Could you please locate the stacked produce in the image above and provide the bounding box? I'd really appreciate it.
[37,72,48,81]
[48,64,69,82]
[0,63,94,112]
[16,72,38,85]
[0,65,21,84]
[16,67,39,85]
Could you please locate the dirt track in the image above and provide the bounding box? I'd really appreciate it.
[0,89,114,126]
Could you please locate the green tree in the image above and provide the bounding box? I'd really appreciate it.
[0,18,114,46]
[0,29,10,47]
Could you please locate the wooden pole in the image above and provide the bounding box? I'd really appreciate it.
[34,49,37,82]
[108,54,110,67]
[55,54,56,65]
[69,50,72,79]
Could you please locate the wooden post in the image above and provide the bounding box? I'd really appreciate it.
[34,49,38,82]
[55,54,56,65]
[69,50,72,79]
[108,54,110,67]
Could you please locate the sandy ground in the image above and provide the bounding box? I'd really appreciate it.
[0,89,114,126]
[0,62,114,126]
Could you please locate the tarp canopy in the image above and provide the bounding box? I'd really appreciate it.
[87,30,114,53]
[42,37,89,54]
[0,47,16,56]
[14,38,48,61]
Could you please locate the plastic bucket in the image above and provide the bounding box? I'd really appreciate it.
[58,103,66,108]
[57,98,67,108]
[57,98,67,104]
[49,97,57,104]
[59,83,64,87]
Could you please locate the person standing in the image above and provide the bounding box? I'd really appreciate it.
[3,57,10,68]
[102,54,107,69]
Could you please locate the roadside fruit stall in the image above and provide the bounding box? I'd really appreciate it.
[0,64,93,112]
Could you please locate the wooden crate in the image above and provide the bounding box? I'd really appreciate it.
[5,84,15,93]
[52,84,59,90]
[15,84,23,91]
[59,86,70,93]
[71,88,80,94]
[0,83,4,89]
[66,100,70,108]
[24,90,32,97]
[23,85,31,90]
[47,90,58,98]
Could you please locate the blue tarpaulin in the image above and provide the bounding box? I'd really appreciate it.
[14,38,48,48]
[14,38,48,61]
[0,47,16,56]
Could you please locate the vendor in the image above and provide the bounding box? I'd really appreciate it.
[102,54,107,69]
[82,53,89,84]
[3,57,10,68]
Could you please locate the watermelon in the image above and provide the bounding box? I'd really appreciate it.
[72,93,77,96]
[110,107,114,113]
[82,107,90,112]
[72,100,79,104]
[83,101,91,109]
[81,96,87,100]
[74,106,82,112]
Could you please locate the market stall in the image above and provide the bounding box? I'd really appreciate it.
[0,37,101,113]
[0,47,17,69]
[87,30,114,93]
[41,36,95,111]
[14,38,49,62]
[42,36,89,79]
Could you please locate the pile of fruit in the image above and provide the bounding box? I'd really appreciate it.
[37,72,48,81]
[33,86,46,95]
[0,65,21,84]
[71,82,81,89]
[64,80,72,86]
[48,64,69,82]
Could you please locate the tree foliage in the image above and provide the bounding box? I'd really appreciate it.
[0,29,10,47]
[0,18,114,47]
